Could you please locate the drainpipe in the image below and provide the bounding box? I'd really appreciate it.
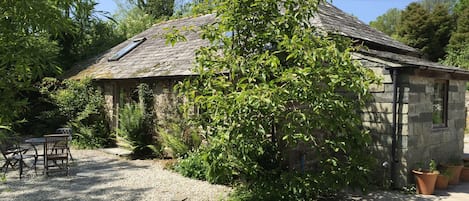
[391,69,399,188]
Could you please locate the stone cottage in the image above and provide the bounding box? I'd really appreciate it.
[66,3,469,187]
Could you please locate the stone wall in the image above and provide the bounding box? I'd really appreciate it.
[405,77,466,181]
[100,78,181,146]
[359,58,466,187]
[359,58,401,186]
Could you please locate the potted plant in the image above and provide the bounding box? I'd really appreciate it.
[412,160,439,195]
[435,166,450,189]
[441,157,464,185]
[460,159,469,182]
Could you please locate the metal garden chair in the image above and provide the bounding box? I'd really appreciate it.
[1,136,37,178]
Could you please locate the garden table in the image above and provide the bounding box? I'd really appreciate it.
[25,134,70,175]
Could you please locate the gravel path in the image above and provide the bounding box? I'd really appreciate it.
[0,149,231,201]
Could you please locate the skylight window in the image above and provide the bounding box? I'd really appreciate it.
[108,37,146,61]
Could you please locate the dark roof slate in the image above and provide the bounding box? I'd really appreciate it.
[66,14,214,80]
[355,49,469,76]
[311,3,418,55]
[66,2,467,80]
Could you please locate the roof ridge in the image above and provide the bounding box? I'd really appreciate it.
[150,13,215,27]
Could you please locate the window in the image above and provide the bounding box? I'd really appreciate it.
[432,80,448,127]
[108,37,146,61]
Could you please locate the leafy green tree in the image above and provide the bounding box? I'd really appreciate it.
[0,0,124,132]
[397,2,453,61]
[372,1,455,61]
[418,0,457,11]
[444,5,469,68]
[454,0,469,14]
[398,3,433,58]
[114,4,156,38]
[123,0,175,19]
[38,78,112,148]
[56,0,125,69]
[427,3,454,61]
[369,8,402,38]
[0,0,75,125]
[145,0,175,19]
[177,0,377,198]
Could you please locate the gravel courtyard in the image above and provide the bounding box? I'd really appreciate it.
[0,149,231,201]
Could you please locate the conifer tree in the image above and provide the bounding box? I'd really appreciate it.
[427,3,453,61]
[398,3,433,58]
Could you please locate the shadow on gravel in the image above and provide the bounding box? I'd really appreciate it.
[0,150,152,201]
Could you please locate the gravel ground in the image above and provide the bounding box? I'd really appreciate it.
[0,149,231,201]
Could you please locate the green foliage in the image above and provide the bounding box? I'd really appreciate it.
[444,2,469,68]
[371,0,456,62]
[0,0,69,124]
[144,0,175,19]
[175,0,378,198]
[429,159,437,172]
[124,0,175,18]
[397,2,454,61]
[164,26,190,47]
[40,78,112,148]
[445,6,469,68]
[444,45,469,68]
[454,0,469,14]
[71,122,111,149]
[117,84,160,158]
[0,125,11,141]
[160,130,189,157]
[55,0,126,69]
[0,0,124,131]
[159,121,202,158]
[427,4,453,61]
[369,8,401,38]
[228,172,351,201]
[398,3,433,56]
[418,0,457,11]
[173,150,208,180]
[114,5,156,39]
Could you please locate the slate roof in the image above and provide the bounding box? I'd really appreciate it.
[355,49,469,75]
[66,14,214,80]
[66,2,466,80]
[312,3,418,55]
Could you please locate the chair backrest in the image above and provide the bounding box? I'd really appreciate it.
[0,137,20,159]
[44,134,69,156]
[55,128,73,141]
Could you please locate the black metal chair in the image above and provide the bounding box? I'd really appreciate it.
[44,134,69,176]
[55,128,73,161]
[1,137,36,178]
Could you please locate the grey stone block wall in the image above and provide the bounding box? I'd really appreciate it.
[405,77,465,177]
[359,58,466,187]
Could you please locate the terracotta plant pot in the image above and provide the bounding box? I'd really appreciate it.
[443,165,463,185]
[412,170,439,195]
[435,174,449,189]
[461,167,469,182]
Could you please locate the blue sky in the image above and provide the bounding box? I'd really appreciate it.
[96,0,417,24]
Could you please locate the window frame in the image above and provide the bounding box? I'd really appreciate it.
[108,37,146,61]
[432,80,448,128]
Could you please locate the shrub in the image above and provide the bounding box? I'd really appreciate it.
[228,171,347,201]
[118,102,160,158]
[176,0,377,198]
[158,119,202,158]
[173,150,208,181]
[39,77,113,148]
[117,83,161,158]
